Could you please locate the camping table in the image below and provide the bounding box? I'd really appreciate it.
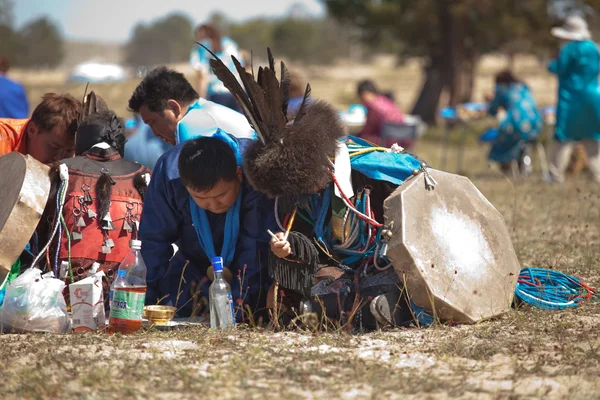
[439,103,488,174]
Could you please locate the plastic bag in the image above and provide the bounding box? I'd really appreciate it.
[0,268,70,333]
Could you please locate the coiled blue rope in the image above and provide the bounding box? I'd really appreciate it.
[515,268,597,310]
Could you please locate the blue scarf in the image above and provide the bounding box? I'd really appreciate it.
[189,129,243,267]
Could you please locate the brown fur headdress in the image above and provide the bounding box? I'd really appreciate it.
[203,46,345,198]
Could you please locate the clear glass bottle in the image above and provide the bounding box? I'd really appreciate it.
[209,256,236,329]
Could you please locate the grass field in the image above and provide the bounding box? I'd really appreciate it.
[2,57,599,399]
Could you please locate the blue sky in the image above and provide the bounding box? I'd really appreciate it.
[13,0,325,43]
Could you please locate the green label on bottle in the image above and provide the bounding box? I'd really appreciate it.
[110,290,145,321]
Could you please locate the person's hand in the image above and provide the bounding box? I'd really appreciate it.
[270,232,291,258]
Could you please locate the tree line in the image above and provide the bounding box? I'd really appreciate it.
[0,0,63,68]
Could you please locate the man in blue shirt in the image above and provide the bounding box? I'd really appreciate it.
[127,66,254,146]
[0,55,29,119]
[140,132,276,318]
[123,115,172,170]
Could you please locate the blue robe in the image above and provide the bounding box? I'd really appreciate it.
[123,116,172,170]
[0,76,29,119]
[487,83,542,163]
[549,39,600,142]
[139,137,276,317]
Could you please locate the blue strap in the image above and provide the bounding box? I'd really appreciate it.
[190,193,241,267]
[188,129,243,267]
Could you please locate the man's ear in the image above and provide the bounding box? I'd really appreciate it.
[236,166,243,182]
[27,121,39,139]
[166,99,182,119]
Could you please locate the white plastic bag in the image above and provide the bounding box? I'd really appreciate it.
[0,268,70,333]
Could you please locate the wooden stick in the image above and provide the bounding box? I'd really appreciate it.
[283,206,297,241]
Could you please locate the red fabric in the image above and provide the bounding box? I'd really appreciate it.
[58,170,144,264]
[359,96,405,145]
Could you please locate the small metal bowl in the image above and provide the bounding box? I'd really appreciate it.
[144,305,176,325]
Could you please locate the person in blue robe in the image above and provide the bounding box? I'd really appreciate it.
[548,15,600,183]
[139,130,276,318]
[123,115,172,170]
[485,70,542,172]
[0,55,29,119]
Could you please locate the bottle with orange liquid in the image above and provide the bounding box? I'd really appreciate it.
[108,240,147,334]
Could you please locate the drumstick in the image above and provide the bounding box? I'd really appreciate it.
[283,206,297,241]
[267,229,279,241]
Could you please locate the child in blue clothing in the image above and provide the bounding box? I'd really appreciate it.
[139,131,276,318]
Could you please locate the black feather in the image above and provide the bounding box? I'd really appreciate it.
[294,83,312,124]
[250,49,255,80]
[267,47,275,72]
[243,100,345,198]
[281,61,291,119]
[231,55,273,141]
[133,173,148,201]
[260,67,286,137]
[257,66,264,88]
[96,173,113,223]
[200,42,266,144]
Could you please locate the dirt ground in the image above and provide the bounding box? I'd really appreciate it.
[1,142,599,400]
[2,57,599,399]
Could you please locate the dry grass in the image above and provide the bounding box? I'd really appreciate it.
[1,142,599,400]
[2,56,598,399]
[13,53,557,120]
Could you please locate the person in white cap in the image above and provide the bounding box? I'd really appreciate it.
[548,15,600,183]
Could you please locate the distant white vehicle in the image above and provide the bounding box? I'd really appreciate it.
[68,62,128,83]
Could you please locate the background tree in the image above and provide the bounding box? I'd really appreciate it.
[0,1,65,69]
[324,0,600,123]
[16,17,64,68]
[125,13,193,67]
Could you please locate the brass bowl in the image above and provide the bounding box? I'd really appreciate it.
[144,305,176,325]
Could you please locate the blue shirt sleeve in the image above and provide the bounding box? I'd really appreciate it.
[229,184,276,309]
[139,153,181,304]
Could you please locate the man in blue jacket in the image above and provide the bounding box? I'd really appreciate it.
[139,131,276,319]
[0,55,29,119]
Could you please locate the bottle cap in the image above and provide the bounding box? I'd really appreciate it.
[90,262,101,274]
[130,239,142,249]
[211,256,224,272]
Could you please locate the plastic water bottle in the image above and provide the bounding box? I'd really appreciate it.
[108,240,147,334]
[209,256,236,329]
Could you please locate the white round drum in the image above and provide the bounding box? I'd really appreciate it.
[383,169,520,323]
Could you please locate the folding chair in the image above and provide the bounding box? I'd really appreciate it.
[381,122,418,149]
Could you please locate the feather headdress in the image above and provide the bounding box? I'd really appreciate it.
[202,44,345,198]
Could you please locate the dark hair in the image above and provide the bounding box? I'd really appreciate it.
[495,70,520,85]
[128,66,198,113]
[178,137,238,192]
[31,93,81,137]
[76,111,126,156]
[357,79,379,96]
[196,23,222,52]
[0,55,9,74]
